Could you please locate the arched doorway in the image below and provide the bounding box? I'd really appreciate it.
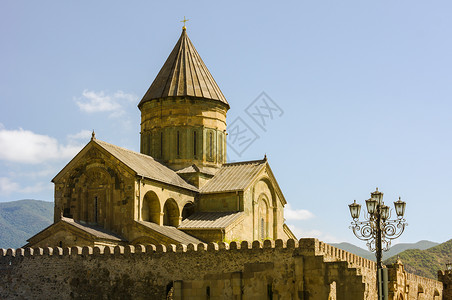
[142,191,161,224]
[163,198,180,227]
[77,167,111,226]
[181,202,195,220]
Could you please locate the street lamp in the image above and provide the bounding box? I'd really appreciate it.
[348,188,407,300]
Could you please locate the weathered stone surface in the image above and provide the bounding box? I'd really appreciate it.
[1,238,445,300]
[0,239,372,300]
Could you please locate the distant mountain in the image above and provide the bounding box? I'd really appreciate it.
[384,239,452,280]
[330,242,375,261]
[330,240,439,261]
[0,199,53,249]
[384,240,439,259]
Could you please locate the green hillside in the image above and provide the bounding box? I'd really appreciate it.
[0,199,53,249]
[331,240,438,261]
[384,239,452,279]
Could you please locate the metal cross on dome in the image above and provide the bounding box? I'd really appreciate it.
[181,16,189,29]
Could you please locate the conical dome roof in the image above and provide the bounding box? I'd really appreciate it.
[139,28,228,108]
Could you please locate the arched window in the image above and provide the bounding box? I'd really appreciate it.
[177,131,180,157]
[163,199,180,227]
[94,196,98,224]
[258,198,268,240]
[219,133,222,161]
[193,131,197,157]
[209,132,213,159]
[142,192,161,224]
[182,202,195,220]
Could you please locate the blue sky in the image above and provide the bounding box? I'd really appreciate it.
[1,1,451,246]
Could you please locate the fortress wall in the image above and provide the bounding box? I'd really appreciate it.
[406,272,443,299]
[317,240,377,270]
[0,239,383,300]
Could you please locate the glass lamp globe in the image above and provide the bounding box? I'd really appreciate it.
[365,198,377,215]
[371,188,384,206]
[349,200,361,219]
[381,205,390,220]
[394,197,406,218]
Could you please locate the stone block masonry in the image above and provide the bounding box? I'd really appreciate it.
[0,238,445,300]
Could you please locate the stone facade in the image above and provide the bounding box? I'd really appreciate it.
[1,238,447,300]
[5,27,449,300]
[139,97,228,171]
[24,27,295,250]
[387,258,443,299]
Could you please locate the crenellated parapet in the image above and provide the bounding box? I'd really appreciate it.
[315,240,377,270]
[0,238,440,300]
[0,238,378,299]
[1,239,300,260]
[1,238,374,268]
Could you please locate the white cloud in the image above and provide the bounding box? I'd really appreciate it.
[75,90,136,117]
[0,177,20,195]
[0,177,52,196]
[0,127,84,164]
[287,224,341,243]
[21,181,53,194]
[67,129,92,142]
[285,203,315,220]
[114,90,136,103]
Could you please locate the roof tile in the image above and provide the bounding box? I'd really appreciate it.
[178,211,244,229]
[94,139,197,192]
[199,160,266,193]
[136,220,202,244]
[139,29,228,107]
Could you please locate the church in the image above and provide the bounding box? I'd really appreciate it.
[4,25,449,300]
[26,26,296,248]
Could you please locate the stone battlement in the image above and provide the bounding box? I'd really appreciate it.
[0,238,445,299]
[317,240,377,270]
[0,238,375,272]
[406,272,443,288]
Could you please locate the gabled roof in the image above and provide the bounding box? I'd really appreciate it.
[199,159,267,193]
[53,138,198,192]
[136,220,202,245]
[199,158,287,205]
[26,217,126,247]
[178,211,244,230]
[60,217,125,241]
[138,28,229,108]
[176,164,217,176]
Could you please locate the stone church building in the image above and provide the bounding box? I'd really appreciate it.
[2,27,450,300]
[26,27,296,249]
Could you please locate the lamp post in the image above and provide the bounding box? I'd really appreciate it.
[348,188,407,300]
